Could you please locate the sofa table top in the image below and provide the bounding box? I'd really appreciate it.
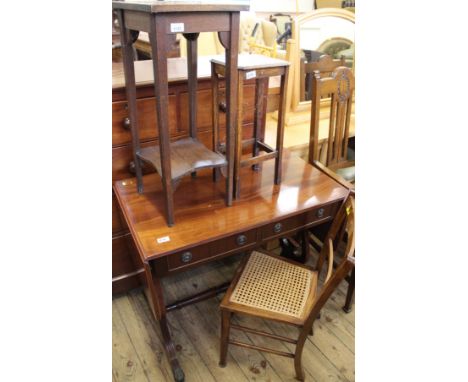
[113,151,349,262]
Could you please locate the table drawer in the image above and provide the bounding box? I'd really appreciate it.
[261,214,306,241]
[167,243,212,271]
[305,203,336,226]
[212,230,257,255]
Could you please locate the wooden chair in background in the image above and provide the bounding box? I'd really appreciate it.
[309,65,355,312]
[219,196,355,381]
[309,66,355,183]
[300,54,345,101]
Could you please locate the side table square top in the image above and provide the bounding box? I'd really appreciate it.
[112,0,250,13]
[211,53,290,70]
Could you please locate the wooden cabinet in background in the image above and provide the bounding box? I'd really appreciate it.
[112,58,267,294]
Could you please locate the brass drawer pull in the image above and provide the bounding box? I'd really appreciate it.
[219,101,227,112]
[273,223,282,233]
[180,251,192,263]
[129,160,150,175]
[122,117,131,130]
[317,208,325,218]
[236,234,247,246]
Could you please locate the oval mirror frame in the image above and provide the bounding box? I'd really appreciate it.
[291,8,355,113]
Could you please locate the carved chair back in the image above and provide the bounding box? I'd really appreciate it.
[301,54,346,101]
[308,66,355,168]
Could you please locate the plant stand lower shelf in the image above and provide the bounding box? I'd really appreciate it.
[138,137,227,182]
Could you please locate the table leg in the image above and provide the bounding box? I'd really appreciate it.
[234,73,243,199]
[144,263,185,382]
[219,12,239,203]
[184,33,199,139]
[117,10,143,194]
[150,15,175,226]
[275,66,289,185]
[185,33,199,178]
[211,62,221,182]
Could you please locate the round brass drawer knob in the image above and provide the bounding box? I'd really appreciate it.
[273,223,282,233]
[236,234,247,246]
[317,208,325,218]
[181,251,192,263]
[123,117,131,130]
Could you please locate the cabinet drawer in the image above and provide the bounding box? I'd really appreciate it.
[112,193,126,234]
[212,230,257,255]
[180,89,218,130]
[112,96,179,147]
[261,214,306,241]
[167,243,212,271]
[112,130,228,181]
[112,140,158,181]
[112,234,137,278]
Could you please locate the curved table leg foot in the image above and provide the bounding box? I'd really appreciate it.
[172,362,185,382]
[159,316,185,382]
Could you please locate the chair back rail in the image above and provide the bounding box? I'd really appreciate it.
[301,55,345,101]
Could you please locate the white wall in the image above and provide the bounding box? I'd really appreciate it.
[249,0,315,13]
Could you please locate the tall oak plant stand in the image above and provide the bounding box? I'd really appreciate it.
[113,1,249,227]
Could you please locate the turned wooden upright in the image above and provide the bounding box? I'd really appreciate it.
[113,0,249,226]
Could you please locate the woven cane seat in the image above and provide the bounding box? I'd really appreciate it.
[221,251,318,325]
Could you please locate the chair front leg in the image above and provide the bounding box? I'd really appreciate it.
[219,309,232,367]
[343,268,355,313]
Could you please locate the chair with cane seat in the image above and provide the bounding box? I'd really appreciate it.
[219,196,355,381]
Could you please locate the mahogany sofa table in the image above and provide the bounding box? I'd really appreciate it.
[113,152,349,381]
[113,0,250,226]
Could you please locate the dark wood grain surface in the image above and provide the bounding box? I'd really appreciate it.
[114,151,349,263]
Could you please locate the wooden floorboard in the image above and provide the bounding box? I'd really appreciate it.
[113,251,355,381]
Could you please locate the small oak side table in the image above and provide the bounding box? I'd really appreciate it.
[211,53,289,198]
[113,0,250,226]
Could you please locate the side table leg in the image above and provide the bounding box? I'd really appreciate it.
[219,12,240,203]
[234,73,243,199]
[211,62,221,182]
[184,33,199,140]
[275,66,289,185]
[185,32,200,180]
[150,15,175,226]
[144,263,185,382]
[252,77,268,171]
